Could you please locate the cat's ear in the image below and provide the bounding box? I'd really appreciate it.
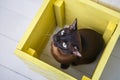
[69,18,77,31]
[73,46,82,57]
[73,51,82,57]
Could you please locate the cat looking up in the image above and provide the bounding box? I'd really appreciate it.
[51,19,104,69]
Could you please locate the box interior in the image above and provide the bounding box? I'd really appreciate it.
[20,0,119,57]
[16,0,120,80]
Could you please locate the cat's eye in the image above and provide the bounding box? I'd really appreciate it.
[62,42,67,49]
[61,30,65,35]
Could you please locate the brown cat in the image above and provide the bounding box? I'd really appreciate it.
[51,19,104,69]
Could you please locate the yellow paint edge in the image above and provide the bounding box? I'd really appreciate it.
[54,0,65,27]
[82,76,91,80]
[103,21,117,43]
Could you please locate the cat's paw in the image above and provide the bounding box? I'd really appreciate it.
[60,64,70,69]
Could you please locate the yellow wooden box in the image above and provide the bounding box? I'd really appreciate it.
[15,0,120,80]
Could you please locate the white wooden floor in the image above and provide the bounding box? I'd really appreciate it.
[0,0,120,80]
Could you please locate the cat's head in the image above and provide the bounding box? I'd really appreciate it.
[53,19,82,57]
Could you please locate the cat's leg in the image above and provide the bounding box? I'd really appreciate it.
[60,64,70,69]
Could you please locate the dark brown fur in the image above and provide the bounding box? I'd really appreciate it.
[51,19,104,69]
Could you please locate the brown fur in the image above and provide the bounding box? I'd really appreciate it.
[51,29,104,69]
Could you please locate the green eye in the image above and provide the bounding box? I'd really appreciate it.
[62,42,67,48]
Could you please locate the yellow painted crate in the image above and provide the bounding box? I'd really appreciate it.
[15,0,120,80]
